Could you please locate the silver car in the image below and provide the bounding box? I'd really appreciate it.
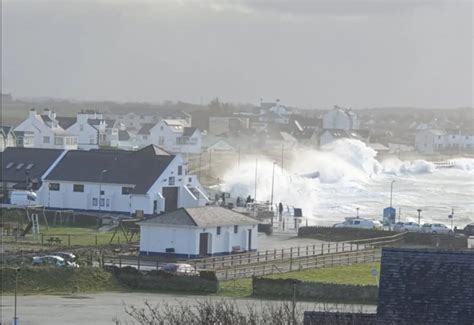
[421,223,452,234]
[393,222,421,233]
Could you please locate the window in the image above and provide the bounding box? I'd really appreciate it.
[73,184,84,192]
[16,163,24,170]
[54,137,63,145]
[100,190,105,195]
[92,198,98,206]
[80,124,84,131]
[188,177,192,182]
[158,136,165,145]
[234,225,238,233]
[169,177,175,186]
[217,226,221,235]
[160,126,164,131]
[6,162,14,169]
[100,198,105,207]
[178,166,183,175]
[26,163,34,170]
[106,199,110,207]
[43,136,50,144]
[122,187,133,195]
[143,135,148,140]
[49,183,60,191]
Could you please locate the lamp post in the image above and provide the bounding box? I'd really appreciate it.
[99,169,107,212]
[417,209,422,225]
[270,162,276,211]
[356,207,360,218]
[13,267,19,325]
[390,180,396,207]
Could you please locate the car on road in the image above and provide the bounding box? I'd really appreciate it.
[463,223,474,236]
[421,223,452,234]
[53,252,79,267]
[32,255,79,268]
[159,263,198,276]
[393,222,421,233]
[333,217,383,230]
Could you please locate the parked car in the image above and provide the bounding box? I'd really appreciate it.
[463,223,474,236]
[32,255,79,268]
[159,263,198,276]
[421,223,452,234]
[393,222,421,233]
[333,218,383,230]
[53,252,79,267]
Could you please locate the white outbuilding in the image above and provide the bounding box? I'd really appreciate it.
[139,206,259,258]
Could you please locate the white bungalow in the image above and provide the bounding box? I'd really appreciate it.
[139,206,259,258]
[39,145,208,215]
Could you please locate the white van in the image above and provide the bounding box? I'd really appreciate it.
[10,190,37,206]
[333,217,383,230]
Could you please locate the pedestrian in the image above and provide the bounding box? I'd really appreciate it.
[278,202,283,218]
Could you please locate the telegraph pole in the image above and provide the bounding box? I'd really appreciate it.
[254,158,258,202]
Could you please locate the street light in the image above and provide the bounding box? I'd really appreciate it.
[13,267,20,325]
[390,180,396,208]
[99,169,107,212]
[417,209,422,225]
[356,207,360,218]
[270,161,276,211]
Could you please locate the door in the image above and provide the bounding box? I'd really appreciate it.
[248,229,252,251]
[199,233,209,256]
[162,187,178,212]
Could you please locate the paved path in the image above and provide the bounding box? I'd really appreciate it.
[1,292,376,325]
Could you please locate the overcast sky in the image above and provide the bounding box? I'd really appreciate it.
[2,0,473,108]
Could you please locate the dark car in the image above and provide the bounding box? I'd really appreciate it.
[463,223,474,236]
[159,263,198,276]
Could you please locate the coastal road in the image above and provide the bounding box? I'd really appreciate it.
[1,292,376,325]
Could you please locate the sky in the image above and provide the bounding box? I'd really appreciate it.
[2,0,473,109]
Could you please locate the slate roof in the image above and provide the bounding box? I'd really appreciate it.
[88,118,115,127]
[56,117,77,129]
[45,145,174,194]
[137,123,155,135]
[0,126,13,135]
[0,147,64,184]
[377,247,474,325]
[183,127,197,137]
[140,206,259,227]
[118,130,130,141]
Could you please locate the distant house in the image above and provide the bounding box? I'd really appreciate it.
[139,206,259,258]
[112,112,157,132]
[208,116,250,135]
[0,126,18,152]
[322,106,360,130]
[14,109,78,150]
[415,128,474,154]
[40,145,208,215]
[202,136,236,152]
[136,120,202,154]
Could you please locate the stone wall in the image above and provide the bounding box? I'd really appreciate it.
[298,226,395,242]
[303,311,377,325]
[252,277,378,304]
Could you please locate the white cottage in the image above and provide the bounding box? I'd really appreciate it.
[322,106,360,131]
[139,206,259,258]
[40,145,208,215]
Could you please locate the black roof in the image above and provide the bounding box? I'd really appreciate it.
[183,127,197,137]
[377,247,474,324]
[137,123,155,135]
[0,147,64,184]
[118,130,130,141]
[56,117,77,129]
[45,145,174,194]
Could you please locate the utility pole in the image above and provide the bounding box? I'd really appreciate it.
[449,208,454,231]
[254,158,258,202]
[13,267,19,325]
[356,207,360,218]
[270,162,276,211]
[390,180,396,207]
[417,209,422,225]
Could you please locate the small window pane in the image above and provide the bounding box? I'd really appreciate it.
[49,183,60,191]
[73,184,84,192]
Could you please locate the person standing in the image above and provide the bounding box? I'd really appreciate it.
[278,202,284,219]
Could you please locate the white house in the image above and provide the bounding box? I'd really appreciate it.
[208,116,250,135]
[39,145,209,215]
[202,136,236,152]
[139,206,259,258]
[322,106,360,130]
[415,128,474,154]
[136,120,202,154]
[0,126,17,152]
[14,109,78,150]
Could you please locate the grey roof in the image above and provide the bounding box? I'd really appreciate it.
[137,123,155,135]
[140,206,259,227]
[0,147,64,185]
[377,247,474,324]
[87,118,115,127]
[56,116,77,129]
[45,145,174,194]
[118,130,130,141]
[183,127,197,137]
[40,115,52,123]
[0,126,13,135]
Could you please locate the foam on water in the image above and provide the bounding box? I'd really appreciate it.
[221,139,474,227]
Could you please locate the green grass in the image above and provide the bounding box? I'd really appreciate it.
[217,263,380,298]
[40,226,137,246]
[266,262,381,286]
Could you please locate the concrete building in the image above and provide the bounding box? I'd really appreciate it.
[139,206,259,258]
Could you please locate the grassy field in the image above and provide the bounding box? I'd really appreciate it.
[218,263,380,298]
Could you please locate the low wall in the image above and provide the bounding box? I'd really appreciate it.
[108,266,219,293]
[303,311,377,325]
[252,277,378,304]
[403,232,467,249]
[298,226,395,242]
